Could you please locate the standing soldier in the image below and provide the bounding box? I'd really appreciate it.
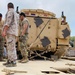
[2,2,19,67]
[0,13,4,61]
[19,12,29,63]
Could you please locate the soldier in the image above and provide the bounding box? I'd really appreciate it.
[0,13,4,61]
[2,2,19,67]
[19,12,29,63]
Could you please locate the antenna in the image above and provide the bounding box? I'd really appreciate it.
[16,6,19,14]
[61,11,64,17]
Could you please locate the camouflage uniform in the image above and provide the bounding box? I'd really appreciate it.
[19,18,29,62]
[3,8,19,62]
[0,20,4,60]
[6,35,17,61]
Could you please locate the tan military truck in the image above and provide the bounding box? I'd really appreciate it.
[18,9,70,60]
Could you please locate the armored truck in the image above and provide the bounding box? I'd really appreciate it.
[18,9,70,60]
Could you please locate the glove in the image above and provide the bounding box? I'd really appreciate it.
[19,35,25,42]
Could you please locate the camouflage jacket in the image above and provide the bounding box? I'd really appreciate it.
[3,8,19,36]
[19,18,29,36]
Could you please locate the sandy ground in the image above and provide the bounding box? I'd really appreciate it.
[0,59,75,75]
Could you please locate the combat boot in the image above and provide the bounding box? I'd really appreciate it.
[19,56,29,63]
[21,58,29,63]
[6,61,17,67]
[0,57,3,61]
[18,57,25,62]
[3,60,11,65]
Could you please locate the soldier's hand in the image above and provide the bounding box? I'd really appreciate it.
[19,35,23,42]
[21,33,24,36]
[2,31,6,37]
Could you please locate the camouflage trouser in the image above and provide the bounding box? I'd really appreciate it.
[0,35,4,57]
[6,35,17,61]
[19,34,28,58]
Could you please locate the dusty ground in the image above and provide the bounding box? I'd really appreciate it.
[0,59,75,75]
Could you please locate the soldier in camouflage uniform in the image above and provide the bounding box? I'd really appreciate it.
[2,3,19,67]
[0,13,4,61]
[19,12,29,63]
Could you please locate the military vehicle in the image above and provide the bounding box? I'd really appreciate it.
[18,9,70,60]
[0,8,74,75]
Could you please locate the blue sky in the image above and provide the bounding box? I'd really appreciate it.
[0,0,75,36]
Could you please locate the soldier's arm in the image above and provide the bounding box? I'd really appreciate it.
[4,11,13,27]
[22,21,28,36]
[2,26,9,37]
[2,11,13,37]
[22,24,28,35]
[3,26,9,33]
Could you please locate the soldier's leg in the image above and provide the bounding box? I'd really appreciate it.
[6,35,17,66]
[19,35,29,63]
[0,50,3,61]
[24,34,28,58]
[0,35,4,61]
[21,47,29,63]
